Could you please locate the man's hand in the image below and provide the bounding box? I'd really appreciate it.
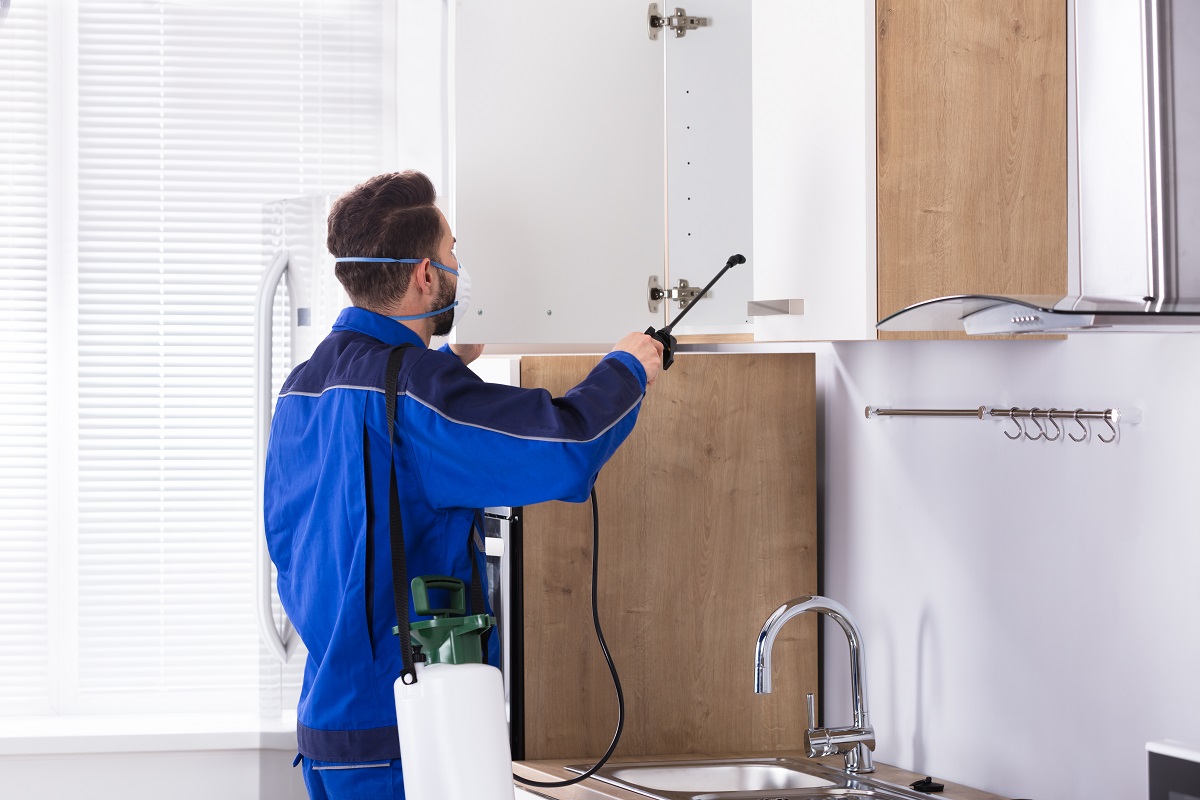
[611,331,665,388]
[450,343,484,365]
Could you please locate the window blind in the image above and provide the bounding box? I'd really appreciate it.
[0,1,52,717]
[0,0,386,717]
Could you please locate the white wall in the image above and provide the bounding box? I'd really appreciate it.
[819,334,1200,800]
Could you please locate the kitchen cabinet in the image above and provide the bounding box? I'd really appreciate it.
[453,1,1065,345]
[749,1,877,342]
[754,0,1067,342]
[517,353,817,759]
[453,0,861,345]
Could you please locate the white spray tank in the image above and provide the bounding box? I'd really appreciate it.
[395,575,515,800]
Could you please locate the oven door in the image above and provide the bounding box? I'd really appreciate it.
[483,505,524,759]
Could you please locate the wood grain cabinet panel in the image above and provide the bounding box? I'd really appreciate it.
[519,353,818,760]
[876,0,1068,338]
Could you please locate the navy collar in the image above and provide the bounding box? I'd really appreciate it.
[331,307,426,348]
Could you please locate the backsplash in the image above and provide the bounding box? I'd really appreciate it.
[821,334,1200,800]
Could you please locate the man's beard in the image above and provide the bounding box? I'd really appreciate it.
[430,272,457,337]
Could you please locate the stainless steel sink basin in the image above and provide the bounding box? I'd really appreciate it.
[565,758,931,800]
[606,761,835,794]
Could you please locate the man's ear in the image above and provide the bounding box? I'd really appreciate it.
[411,258,435,293]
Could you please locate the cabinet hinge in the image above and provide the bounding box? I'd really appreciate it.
[647,4,708,40]
[648,275,705,312]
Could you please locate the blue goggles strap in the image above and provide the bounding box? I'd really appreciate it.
[333,256,458,276]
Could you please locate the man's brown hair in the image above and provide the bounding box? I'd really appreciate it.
[327,171,443,309]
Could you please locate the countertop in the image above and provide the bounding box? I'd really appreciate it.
[512,752,1011,800]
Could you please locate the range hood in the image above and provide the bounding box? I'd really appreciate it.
[879,295,1200,335]
[879,0,1200,335]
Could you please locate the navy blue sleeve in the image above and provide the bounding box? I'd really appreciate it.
[397,351,646,510]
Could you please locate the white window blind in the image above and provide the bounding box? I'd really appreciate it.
[0,2,52,717]
[0,0,388,717]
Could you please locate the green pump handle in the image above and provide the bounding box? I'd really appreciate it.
[398,575,494,666]
[411,575,467,618]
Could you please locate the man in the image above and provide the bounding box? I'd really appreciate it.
[263,170,663,800]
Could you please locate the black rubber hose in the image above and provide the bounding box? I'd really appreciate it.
[513,487,625,788]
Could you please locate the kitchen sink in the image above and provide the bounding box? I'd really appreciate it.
[565,758,934,800]
[605,761,836,793]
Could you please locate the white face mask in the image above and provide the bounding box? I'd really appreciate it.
[331,257,471,330]
[449,263,471,328]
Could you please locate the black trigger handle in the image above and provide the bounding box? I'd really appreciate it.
[645,326,677,371]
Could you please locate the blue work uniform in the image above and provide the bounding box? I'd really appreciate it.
[263,307,647,797]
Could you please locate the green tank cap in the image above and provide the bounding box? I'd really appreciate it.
[392,575,494,666]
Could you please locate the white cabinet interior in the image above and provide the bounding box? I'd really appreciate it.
[663,0,754,336]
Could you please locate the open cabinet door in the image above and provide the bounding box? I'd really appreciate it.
[453,0,666,345]
[519,353,818,759]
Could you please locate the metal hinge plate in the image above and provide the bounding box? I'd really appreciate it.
[648,275,705,312]
[647,3,708,40]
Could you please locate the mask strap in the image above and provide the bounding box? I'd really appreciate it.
[388,302,458,322]
[334,257,460,321]
[334,256,458,276]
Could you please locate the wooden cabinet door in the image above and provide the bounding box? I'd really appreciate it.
[519,353,817,759]
[876,0,1069,339]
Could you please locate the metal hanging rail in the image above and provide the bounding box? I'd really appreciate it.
[864,406,1143,443]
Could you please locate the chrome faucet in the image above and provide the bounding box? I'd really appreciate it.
[754,596,875,774]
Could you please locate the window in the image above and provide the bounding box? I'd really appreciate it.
[0,0,391,717]
[0,0,52,718]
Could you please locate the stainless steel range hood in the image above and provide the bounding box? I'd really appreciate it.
[879,295,1200,335]
[878,0,1200,335]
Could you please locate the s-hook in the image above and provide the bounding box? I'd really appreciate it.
[1098,412,1118,444]
[1004,407,1022,440]
[1026,408,1047,441]
[1043,408,1063,442]
[1069,409,1088,443]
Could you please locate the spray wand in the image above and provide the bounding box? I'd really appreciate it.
[646,253,746,370]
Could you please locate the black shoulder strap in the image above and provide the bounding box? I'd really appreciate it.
[470,510,487,616]
[470,510,491,659]
[385,343,490,676]
[384,344,418,686]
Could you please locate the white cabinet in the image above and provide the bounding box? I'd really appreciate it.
[450,1,875,345]
[750,0,876,342]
